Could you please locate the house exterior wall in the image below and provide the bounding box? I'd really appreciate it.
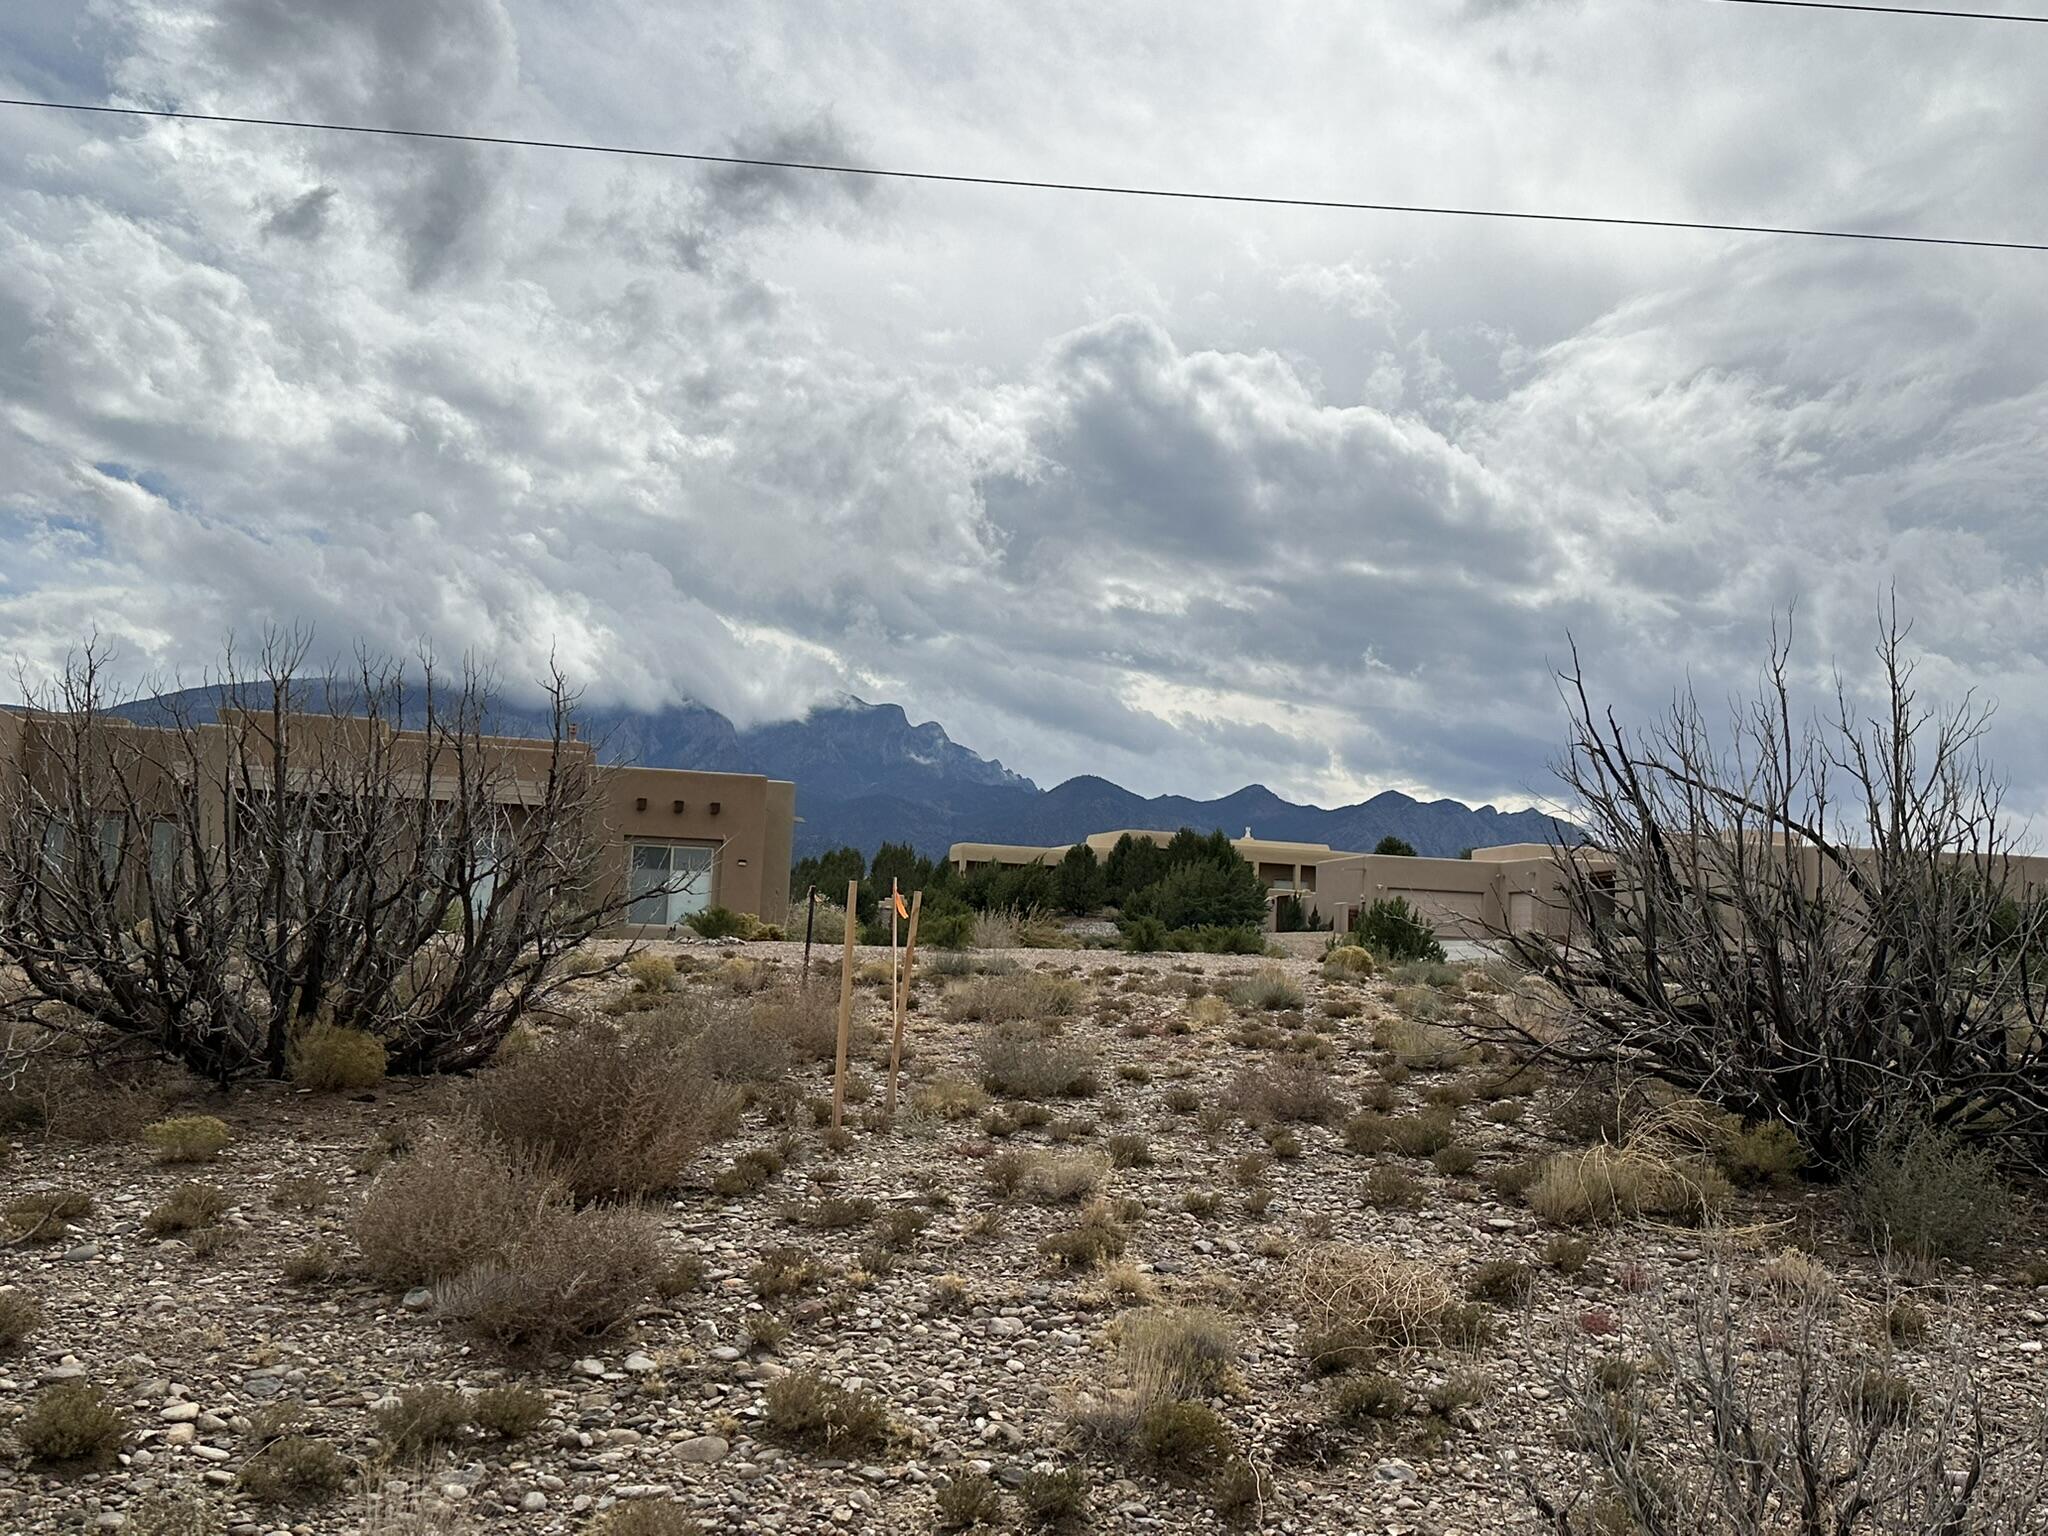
[0,708,796,932]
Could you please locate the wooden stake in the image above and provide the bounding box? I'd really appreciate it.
[886,889,923,1116]
[831,877,859,1131]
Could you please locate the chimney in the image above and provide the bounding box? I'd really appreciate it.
[567,722,579,742]
[1243,826,1252,840]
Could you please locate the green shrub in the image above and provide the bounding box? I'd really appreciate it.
[1019,1466,1089,1530]
[1846,1117,2010,1266]
[142,1115,232,1162]
[762,1371,889,1453]
[142,1181,229,1236]
[1135,1400,1236,1476]
[1322,944,1377,978]
[935,1470,1005,1530]
[1121,916,1168,953]
[238,1433,348,1505]
[375,1385,473,1459]
[1352,898,1445,963]
[1717,1119,1806,1187]
[1328,1373,1407,1426]
[0,1288,43,1348]
[922,910,976,950]
[626,952,676,992]
[471,1385,548,1439]
[18,1381,126,1464]
[1361,1167,1424,1209]
[287,1024,387,1091]
[1467,1259,1536,1306]
[1039,1202,1129,1271]
[686,905,752,940]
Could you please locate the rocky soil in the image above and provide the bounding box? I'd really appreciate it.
[4,941,2044,1536]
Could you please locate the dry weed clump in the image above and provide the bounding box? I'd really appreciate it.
[1322,945,1378,979]
[288,1023,388,1091]
[142,1181,229,1236]
[353,1123,667,1352]
[1228,1059,1344,1126]
[5,1189,95,1243]
[1117,1306,1239,1400]
[945,971,1085,1025]
[1525,1143,1732,1227]
[912,1076,988,1121]
[979,1026,1100,1099]
[1291,1246,1461,1368]
[1039,1199,1131,1271]
[469,1023,743,1201]
[762,1371,890,1453]
[18,1381,128,1465]
[142,1114,232,1162]
[1228,967,1305,1011]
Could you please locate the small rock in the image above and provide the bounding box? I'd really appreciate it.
[401,1288,433,1312]
[521,1493,547,1512]
[675,1435,729,1464]
[623,1352,658,1374]
[161,1403,201,1423]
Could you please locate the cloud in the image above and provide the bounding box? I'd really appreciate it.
[3,0,2047,822]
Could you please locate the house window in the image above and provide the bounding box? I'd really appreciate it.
[627,841,714,927]
[149,821,182,891]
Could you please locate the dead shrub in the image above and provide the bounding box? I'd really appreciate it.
[281,1242,339,1284]
[936,1470,1005,1531]
[5,1188,95,1243]
[288,1024,388,1091]
[375,1385,474,1459]
[1291,1246,1460,1369]
[625,952,677,993]
[470,1025,742,1201]
[354,1124,559,1286]
[753,986,860,1062]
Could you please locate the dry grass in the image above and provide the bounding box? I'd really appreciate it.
[945,971,1085,1025]
[142,1115,232,1162]
[354,1123,560,1286]
[1525,1143,1733,1227]
[430,1201,667,1353]
[1228,1059,1344,1126]
[979,1027,1100,1099]
[1117,1306,1239,1400]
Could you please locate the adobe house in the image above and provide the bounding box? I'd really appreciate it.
[0,706,795,932]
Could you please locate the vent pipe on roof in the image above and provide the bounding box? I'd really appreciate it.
[1243,827,1252,839]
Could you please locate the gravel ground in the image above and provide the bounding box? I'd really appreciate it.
[4,941,2044,1536]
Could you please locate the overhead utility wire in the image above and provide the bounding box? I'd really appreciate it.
[2,95,2044,253]
[1705,0,2048,22]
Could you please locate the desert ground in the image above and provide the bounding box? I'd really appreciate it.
[4,940,2044,1536]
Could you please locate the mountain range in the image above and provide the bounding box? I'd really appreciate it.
[110,687,1568,860]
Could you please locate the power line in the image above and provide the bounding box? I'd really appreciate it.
[3,94,2044,253]
[1706,0,2048,21]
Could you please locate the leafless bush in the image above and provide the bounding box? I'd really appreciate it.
[1228,1059,1344,1125]
[1520,1262,2048,1535]
[0,636,667,1083]
[1483,615,2048,1171]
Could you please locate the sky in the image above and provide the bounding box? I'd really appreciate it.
[3,0,2047,815]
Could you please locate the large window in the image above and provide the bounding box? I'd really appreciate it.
[627,841,714,927]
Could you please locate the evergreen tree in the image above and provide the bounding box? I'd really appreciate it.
[1053,843,1108,914]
